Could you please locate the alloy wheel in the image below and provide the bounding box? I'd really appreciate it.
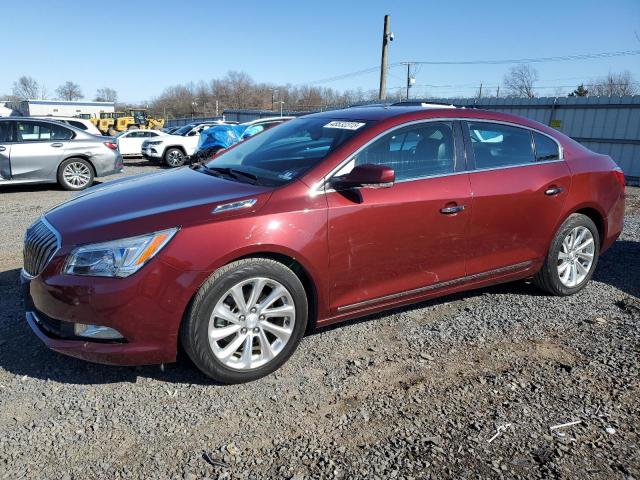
[208,277,296,370]
[63,162,91,188]
[557,226,595,287]
[167,150,184,167]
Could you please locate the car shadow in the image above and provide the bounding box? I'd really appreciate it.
[0,240,636,386]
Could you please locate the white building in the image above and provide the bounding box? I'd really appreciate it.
[9,100,115,118]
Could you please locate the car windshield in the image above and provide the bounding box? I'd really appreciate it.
[174,124,195,136]
[204,117,371,186]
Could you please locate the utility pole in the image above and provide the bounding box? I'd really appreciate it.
[403,62,415,100]
[378,15,392,100]
[478,82,483,100]
[496,86,500,98]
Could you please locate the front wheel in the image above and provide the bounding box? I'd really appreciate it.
[180,258,308,384]
[58,158,94,191]
[534,213,600,295]
[164,147,186,167]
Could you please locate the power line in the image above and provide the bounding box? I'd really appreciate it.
[410,49,640,65]
[307,49,640,85]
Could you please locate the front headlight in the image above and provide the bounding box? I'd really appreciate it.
[64,228,178,278]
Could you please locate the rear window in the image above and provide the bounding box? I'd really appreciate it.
[68,120,88,130]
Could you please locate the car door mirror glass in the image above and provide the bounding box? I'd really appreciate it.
[331,163,395,189]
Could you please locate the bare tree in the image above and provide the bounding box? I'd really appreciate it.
[56,81,84,101]
[503,64,539,98]
[12,76,42,100]
[94,87,117,103]
[589,71,637,96]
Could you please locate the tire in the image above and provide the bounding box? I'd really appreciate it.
[180,258,308,384]
[57,158,95,191]
[107,127,117,136]
[164,147,186,167]
[533,213,600,296]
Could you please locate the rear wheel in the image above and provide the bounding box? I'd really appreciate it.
[58,158,94,191]
[180,258,308,384]
[164,147,186,167]
[534,214,599,295]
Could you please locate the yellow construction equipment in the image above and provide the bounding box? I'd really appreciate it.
[90,109,165,135]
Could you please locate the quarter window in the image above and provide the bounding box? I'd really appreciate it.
[350,122,456,181]
[467,122,535,169]
[533,132,560,161]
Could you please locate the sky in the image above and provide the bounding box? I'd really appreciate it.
[2,0,640,103]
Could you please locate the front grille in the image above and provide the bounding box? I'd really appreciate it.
[23,219,59,277]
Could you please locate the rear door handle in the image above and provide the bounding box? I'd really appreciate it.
[0,146,5,152]
[51,143,64,148]
[544,186,564,196]
[440,204,466,214]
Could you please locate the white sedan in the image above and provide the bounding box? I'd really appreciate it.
[116,130,167,157]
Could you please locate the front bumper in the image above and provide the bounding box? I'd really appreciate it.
[21,259,205,366]
[141,145,163,159]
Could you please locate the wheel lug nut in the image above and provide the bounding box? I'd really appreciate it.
[251,307,257,313]
[241,327,247,334]
[253,327,259,333]
[239,315,245,321]
[259,315,265,320]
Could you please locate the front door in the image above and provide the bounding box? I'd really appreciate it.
[327,121,471,313]
[463,121,571,275]
[10,121,73,181]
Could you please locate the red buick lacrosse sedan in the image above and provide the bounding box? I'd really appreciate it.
[22,104,625,383]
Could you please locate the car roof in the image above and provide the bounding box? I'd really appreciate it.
[0,116,93,135]
[302,104,564,137]
[304,105,460,121]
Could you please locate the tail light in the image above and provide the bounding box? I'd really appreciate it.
[612,167,626,190]
[104,142,117,150]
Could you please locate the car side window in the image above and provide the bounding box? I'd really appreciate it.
[16,122,74,142]
[68,120,87,130]
[533,132,560,161]
[467,122,535,169]
[350,122,456,181]
[0,122,12,142]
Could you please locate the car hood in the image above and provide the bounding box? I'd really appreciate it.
[45,167,273,245]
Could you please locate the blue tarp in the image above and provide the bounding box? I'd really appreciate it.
[197,124,264,152]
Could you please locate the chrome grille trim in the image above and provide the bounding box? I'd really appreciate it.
[22,217,61,278]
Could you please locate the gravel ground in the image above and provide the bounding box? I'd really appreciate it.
[0,163,638,479]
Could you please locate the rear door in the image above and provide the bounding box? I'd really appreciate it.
[327,120,471,312]
[463,121,571,275]
[10,121,74,181]
[0,120,14,180]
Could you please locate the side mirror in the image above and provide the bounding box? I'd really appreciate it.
[331,163,395,189]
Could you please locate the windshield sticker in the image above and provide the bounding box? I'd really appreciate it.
[323,121,366,130]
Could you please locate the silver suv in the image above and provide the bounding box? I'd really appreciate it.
[0,117,123,190]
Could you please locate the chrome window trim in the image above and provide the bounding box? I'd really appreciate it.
[312,117,564,195]
[463,119,563,167]
[21,216,62,280]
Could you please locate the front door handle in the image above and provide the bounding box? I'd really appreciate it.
[544,186,564,196]
[440,204,466,214]
[0,146,5,152]
[50,143,64,148]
